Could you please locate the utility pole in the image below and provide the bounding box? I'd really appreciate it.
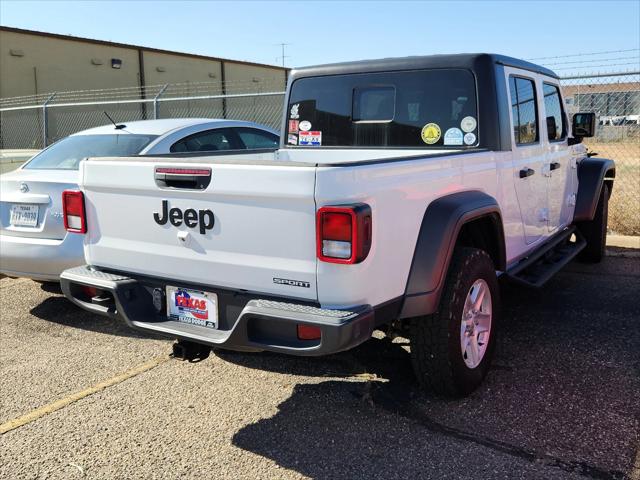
[275,43,290,68]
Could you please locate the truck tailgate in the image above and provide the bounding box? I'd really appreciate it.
[80,157,318,301]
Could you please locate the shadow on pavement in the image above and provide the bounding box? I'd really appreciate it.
[37,281,63,294]
[230,260,639,480]
[29,295,162,340]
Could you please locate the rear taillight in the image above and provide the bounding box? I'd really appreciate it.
[62,190,86,233]
[316,204,372,264]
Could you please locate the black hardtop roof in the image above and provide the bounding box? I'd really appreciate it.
[290,53,558,80]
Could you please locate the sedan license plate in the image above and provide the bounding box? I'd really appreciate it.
[10,204,39,227]
[166,286,218,329]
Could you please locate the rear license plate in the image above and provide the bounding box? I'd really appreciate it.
[10,204,39,227]
[166,286,218,329]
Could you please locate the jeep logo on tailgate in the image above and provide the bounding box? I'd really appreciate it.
[153,200,214,234]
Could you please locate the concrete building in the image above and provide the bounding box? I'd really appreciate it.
[0,26,288,98]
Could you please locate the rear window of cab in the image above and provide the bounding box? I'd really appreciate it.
[285,69,478,148]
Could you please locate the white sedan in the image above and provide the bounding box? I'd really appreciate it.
[0,118,279,281]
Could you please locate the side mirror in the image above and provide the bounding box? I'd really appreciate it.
[572,112,596,139]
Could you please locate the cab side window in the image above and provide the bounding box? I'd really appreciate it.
[509,76,539,145]
[542,83,567,141]
[170,128,240,153]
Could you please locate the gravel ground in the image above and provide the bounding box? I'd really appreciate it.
[0,255,638,480]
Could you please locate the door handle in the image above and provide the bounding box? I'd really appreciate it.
[519,168,535,178]
[550,162,561,171]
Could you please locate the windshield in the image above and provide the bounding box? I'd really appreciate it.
[23,134,159,170]
[286,69,478,148]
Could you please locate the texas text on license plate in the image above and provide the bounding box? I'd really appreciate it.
[166,287,218,329]
[10,204,39,227]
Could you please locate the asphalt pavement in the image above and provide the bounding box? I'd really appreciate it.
[0,253,638,479]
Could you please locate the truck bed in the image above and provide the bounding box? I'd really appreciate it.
[79,146,498,309]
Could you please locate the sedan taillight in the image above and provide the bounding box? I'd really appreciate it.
[62,190,87,233]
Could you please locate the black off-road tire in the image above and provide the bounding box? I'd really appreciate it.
[410,247,500,397]
[578,183,609,263]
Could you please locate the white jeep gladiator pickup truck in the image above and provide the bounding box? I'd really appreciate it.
[60,54,615,396]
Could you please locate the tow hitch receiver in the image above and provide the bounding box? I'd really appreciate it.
[171,340,211,362]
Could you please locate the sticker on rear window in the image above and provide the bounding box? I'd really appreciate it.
[289,120,299,133]
[464,132,477,145]
[299,131,322,146]
[290,103,300,119]
[461,116,477,132]
[444,128,463,146]
[421,123,441,145]
[288,134,298,145]
[299,120,312,132]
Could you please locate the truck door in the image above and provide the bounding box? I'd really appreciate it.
[506,70,547,245]
[541,81,573,233]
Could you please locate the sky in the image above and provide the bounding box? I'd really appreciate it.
[1,0,639,74]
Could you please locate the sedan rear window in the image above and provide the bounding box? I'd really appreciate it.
[286,69,478,148]
[24,134,158,170]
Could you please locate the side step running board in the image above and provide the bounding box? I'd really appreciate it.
[505,227,586,288]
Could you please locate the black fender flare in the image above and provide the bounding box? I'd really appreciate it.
[573,157,615,223]
[400,190,505,319]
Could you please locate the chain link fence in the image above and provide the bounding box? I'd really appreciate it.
[0,80,286,150]
[561,72,640,235]
[0,72,638,234]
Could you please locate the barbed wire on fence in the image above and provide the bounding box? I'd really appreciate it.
[541,56,640,67]
[526,48,640,61]
[527,48,640,79]
[0,79,287,110]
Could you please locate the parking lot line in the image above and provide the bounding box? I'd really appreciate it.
[0,355,169,435]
